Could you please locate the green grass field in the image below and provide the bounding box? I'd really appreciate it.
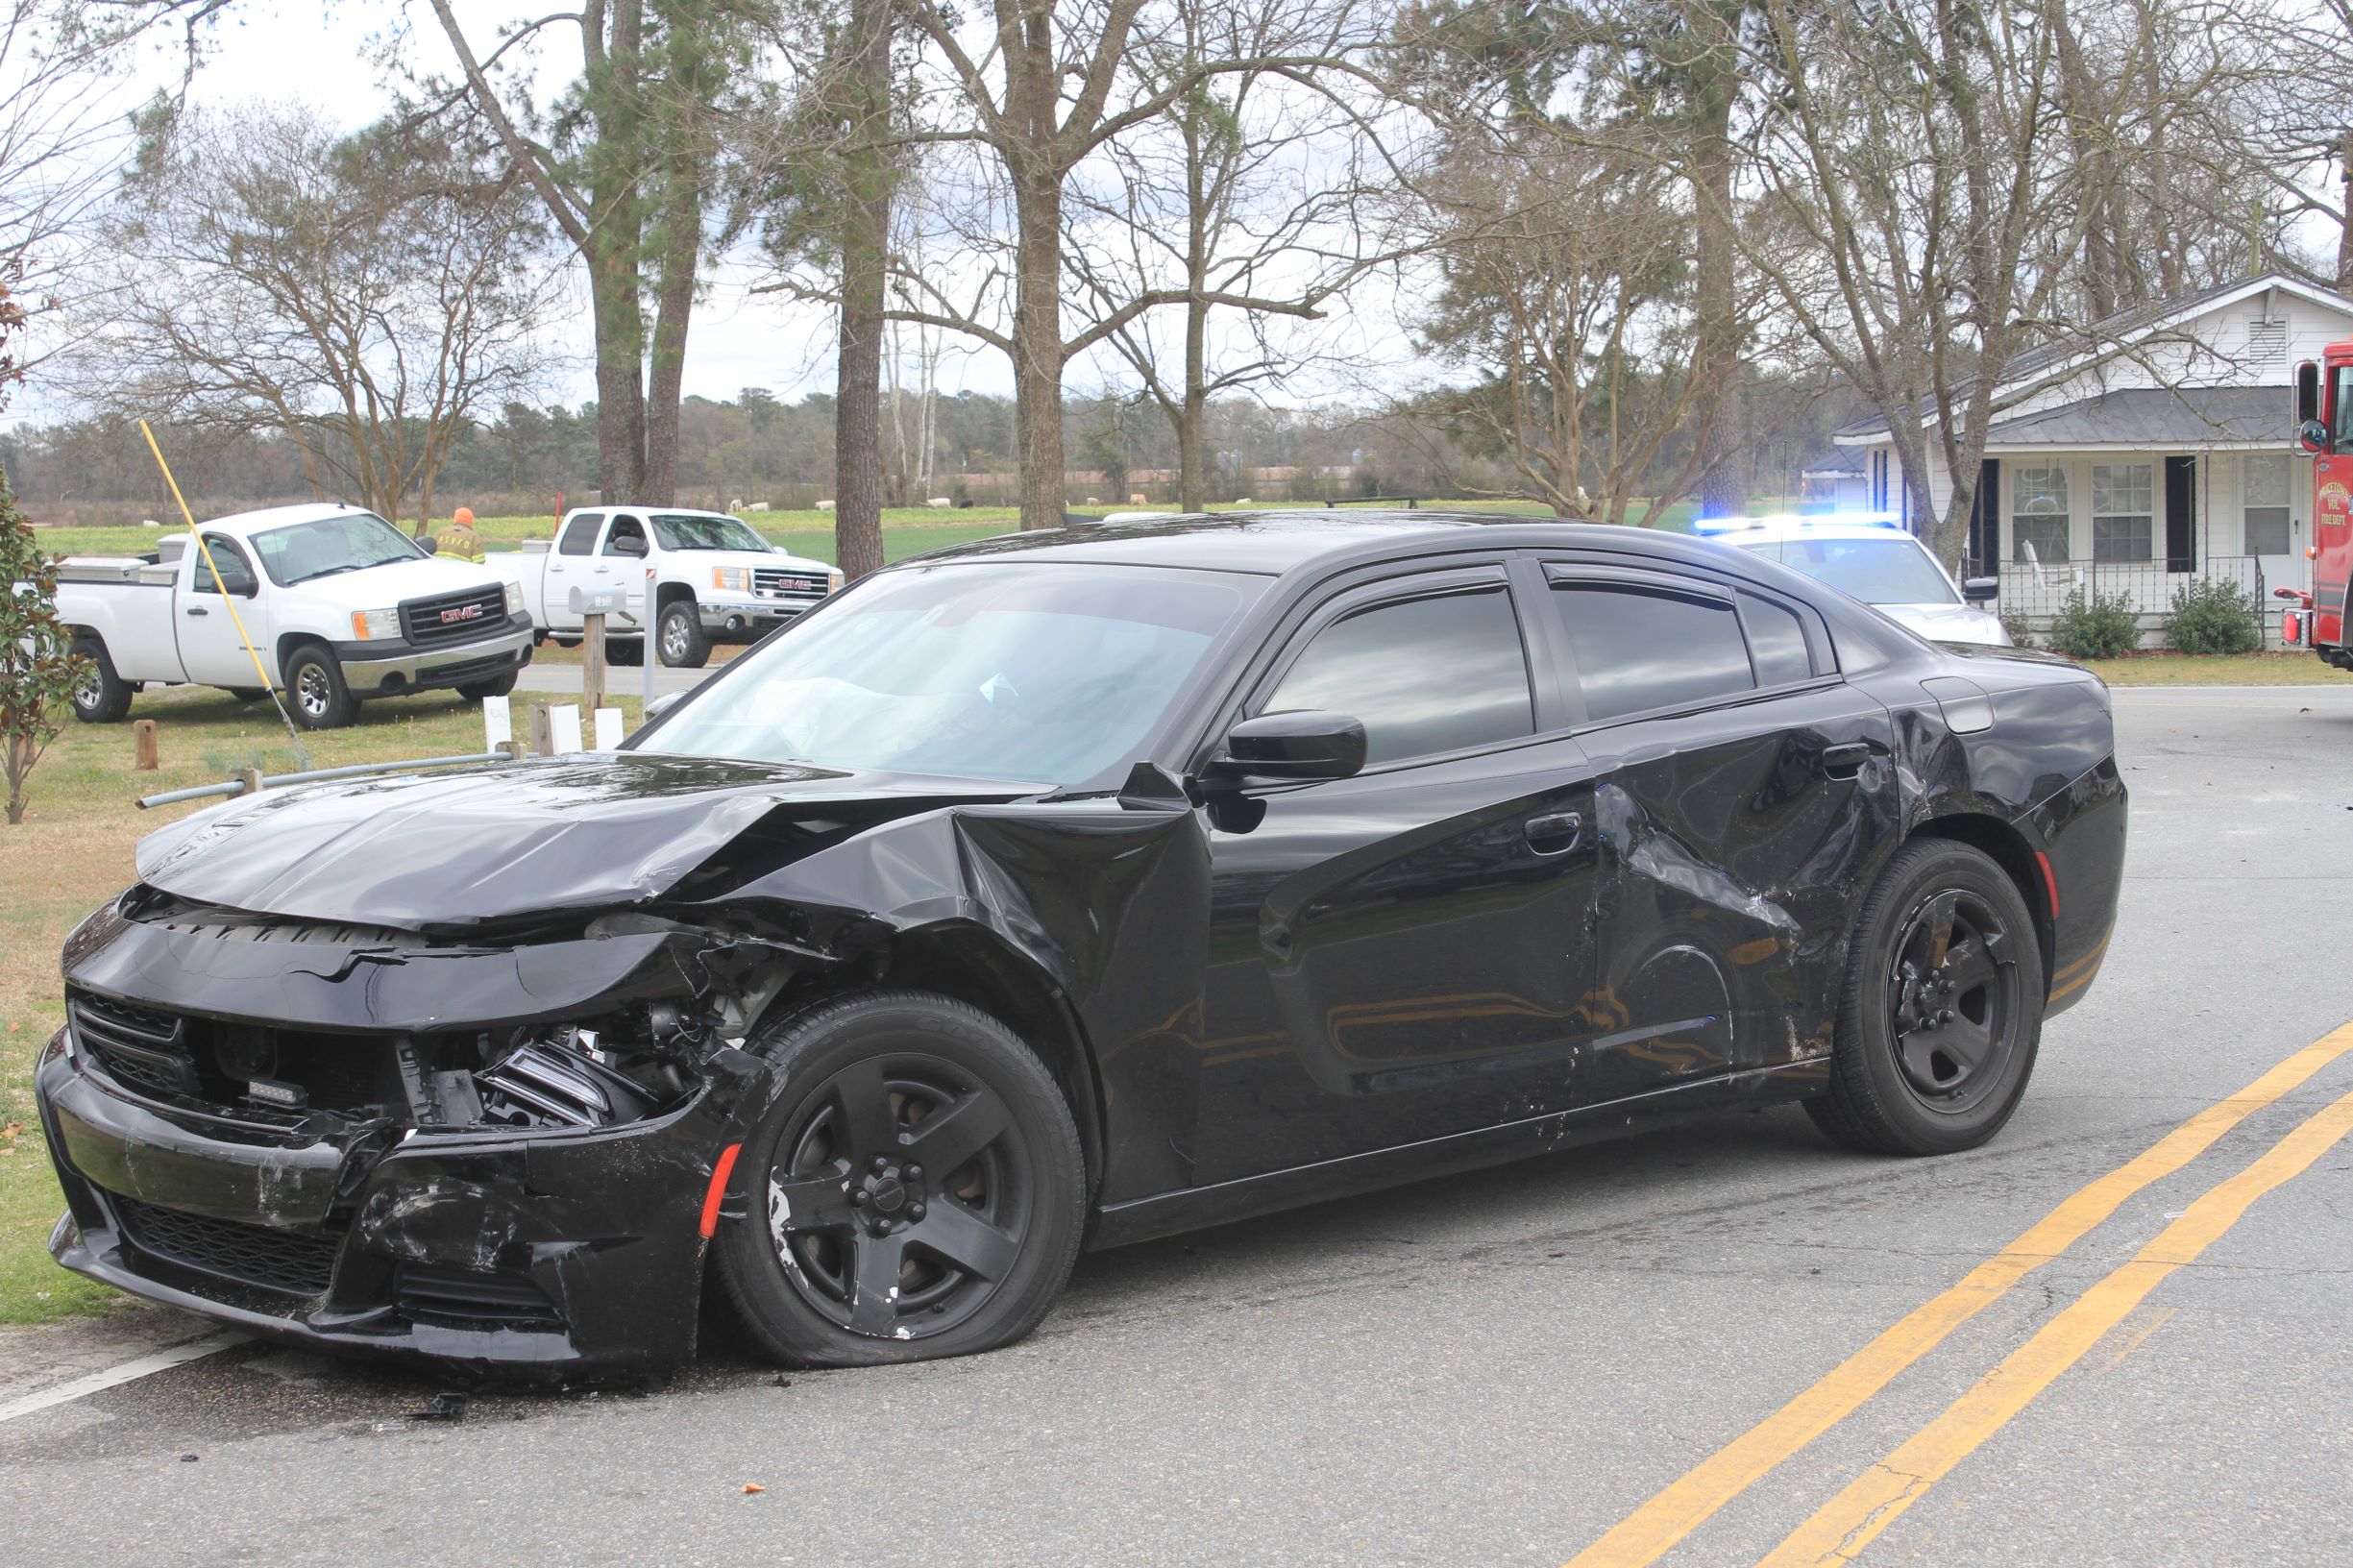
[2079,652,2352,685]
[26,498,1578,564]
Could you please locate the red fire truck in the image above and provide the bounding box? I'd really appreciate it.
[2281,347,2353,662]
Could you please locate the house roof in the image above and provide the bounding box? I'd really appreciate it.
[1800,448,1865,477]
[1978,385,2292,449]
[1832,271,2353,441]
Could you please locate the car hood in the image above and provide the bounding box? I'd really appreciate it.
[134,753,1041,929]
[283,556,506,605]
[1875,601,2012,646]
[677,549,830,575]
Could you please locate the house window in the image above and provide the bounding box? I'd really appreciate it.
[2092,464,2155,561]
[2243,456,2292,556]
[2011,464,2070,563]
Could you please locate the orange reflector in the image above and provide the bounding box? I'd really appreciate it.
[699,1142,742,1237]
[2034,850,2061,919]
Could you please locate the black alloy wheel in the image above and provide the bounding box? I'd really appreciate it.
[714,991,1085,1366]
[1807,839,2045,1156]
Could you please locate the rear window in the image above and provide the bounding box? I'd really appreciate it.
[1549,583,1754,722]
[1735,535,1956,604]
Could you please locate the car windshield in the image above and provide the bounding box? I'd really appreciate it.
[1735,534,1958,604]
[251,512,428,586]
[645,562,1262,784]
[651,513,772,552]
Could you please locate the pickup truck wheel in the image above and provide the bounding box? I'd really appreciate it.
[658,600,711,669]
[455,674,517,700]
[69,639,135,723]
[714,991,1087,1368]
[284,645,358,729]
[605,637,643,667]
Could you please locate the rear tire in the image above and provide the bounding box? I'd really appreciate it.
[230,687,268,703]
[605,637,644,668]
[659,600,711,669]
[714,991,1086,1368]
[284,644,358,729]
[1808,839,2044,1156]
[69,639,135,723]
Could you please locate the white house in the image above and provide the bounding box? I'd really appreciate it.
[1834,273,2353,644]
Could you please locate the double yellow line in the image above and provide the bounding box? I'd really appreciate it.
[1568,1021,2353,1568]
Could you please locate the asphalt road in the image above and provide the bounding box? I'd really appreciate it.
[6,683,2351,1567]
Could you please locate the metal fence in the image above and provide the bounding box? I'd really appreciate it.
[1997,555,2274,649]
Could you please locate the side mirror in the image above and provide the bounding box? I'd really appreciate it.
[611,534,649,557]
[417,534,442,555]
[2297,360,2320,425]
[2300,418,2332,455]
[1962,576,1999,603]
[642,691,682,723]
[1215,710,1367,783]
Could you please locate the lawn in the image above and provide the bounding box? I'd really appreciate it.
[2077,652,2352,685]
[0,684,642,1324]
[26,498,1571,564]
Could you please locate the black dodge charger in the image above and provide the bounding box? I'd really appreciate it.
[37,512,2125,1377]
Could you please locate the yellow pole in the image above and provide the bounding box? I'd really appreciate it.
[137,421,311,766]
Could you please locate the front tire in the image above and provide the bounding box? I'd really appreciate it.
[1806,839,2045,1156]
[284,644,358,729]
[658,600,711,669]
[69,638,135,723]
[714,991,1086,1367]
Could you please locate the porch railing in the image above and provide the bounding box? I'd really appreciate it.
[1996,556,2279,648]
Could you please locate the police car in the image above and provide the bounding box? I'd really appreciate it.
[1693,512,2011,647]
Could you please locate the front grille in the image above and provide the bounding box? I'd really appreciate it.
[69,989,403,1115]
[71,994,199,1098]
[399,585,509,648]
[396,1262,561,1325]
[112,1195,341,1295]
[751,566,828,599]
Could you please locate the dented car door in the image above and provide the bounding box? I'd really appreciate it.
[1533,564,1901,1101]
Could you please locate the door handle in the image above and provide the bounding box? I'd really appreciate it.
[184,606,208,617]
[1525,810,1583,855]
[1821,740,1885,779]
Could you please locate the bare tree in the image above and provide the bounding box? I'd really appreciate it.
[0,1,228,377]
[898,0,1383,528]
[85,105,558,524]
[1063,0,1402,511]
[1407,137,1717,523]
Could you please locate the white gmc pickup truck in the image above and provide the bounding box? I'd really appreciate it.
[492,505,840,668]
[51,503,533,729]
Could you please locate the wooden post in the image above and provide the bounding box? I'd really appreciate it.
[233,766,263,798]
[582,610,607,717]
[132,720,159,772]
[527,702,554,757]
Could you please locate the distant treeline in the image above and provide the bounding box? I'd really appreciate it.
[4,381,1856,526]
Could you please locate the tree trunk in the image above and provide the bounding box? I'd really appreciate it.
[2341,128,2353,291]
[1178,301,1209,511]
[1690,41,1746,520]
[832,0,892,579]
[1012,174,1067,530]
[589,0,647,502]
[644,159,701,505]
[590,252,648,501]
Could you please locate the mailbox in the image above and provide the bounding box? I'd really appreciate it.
[568,585,629,616]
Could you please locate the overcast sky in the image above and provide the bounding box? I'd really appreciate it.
[6,0,1022,427]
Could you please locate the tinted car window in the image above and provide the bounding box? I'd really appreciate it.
[603,516,648,555]
[1551,583,1754,722]
[1739,593,1814,685]
[1265,587,1532,766]
[558,513,602,556]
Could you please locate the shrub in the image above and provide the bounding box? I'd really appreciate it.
[1999,608,2036,649]
[2162,576,2263,654]
[1,463,88,824]
[2047,587,2141,660]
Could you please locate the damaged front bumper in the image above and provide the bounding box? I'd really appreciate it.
[33,897,783,1382]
